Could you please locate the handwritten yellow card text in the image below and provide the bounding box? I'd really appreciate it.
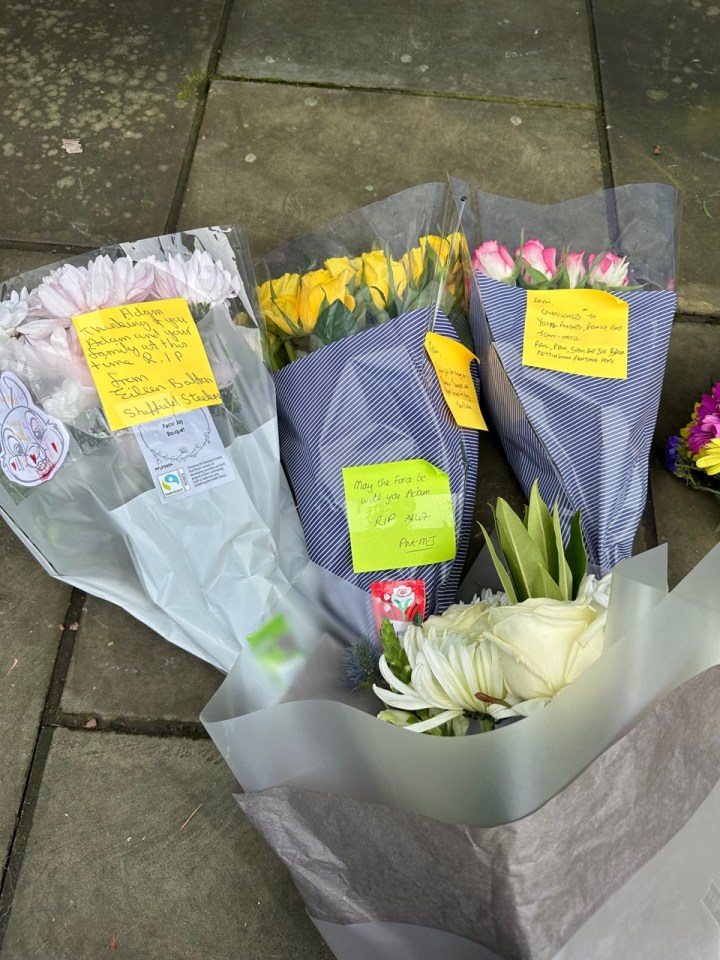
[523,290,629,380]
[73,298,221,431]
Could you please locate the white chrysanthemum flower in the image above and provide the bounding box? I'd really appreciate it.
[16,326,96,387]
[373,632,515,734]
[26,255,155,327]
[42,378,99,421]
[146,250,241,307]
[420,591,507,642]
[0,288,30,338]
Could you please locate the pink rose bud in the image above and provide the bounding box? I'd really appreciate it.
[516,239,557,280]
[472,240,515,282]
[564,252,587,288]
[587,252,629,287]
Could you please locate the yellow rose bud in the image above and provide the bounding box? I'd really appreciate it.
[258,273,303,336]
[401,245,425,286]
[420,234,467,297]
[324,256,359,280]
[357,250,408,309]
[297,268,355,331]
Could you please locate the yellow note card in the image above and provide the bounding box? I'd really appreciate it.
[425,331,487,430]
[342,459,456,574]
[73,298,222,431]
[523,290,629,380]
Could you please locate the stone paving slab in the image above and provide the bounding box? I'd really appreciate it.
[60,596,223,723]
[651,319,720,586]
[594,0,720,316]
[0,526,70,870]
[180,81,604,257]
[0,0,225,249]
[0,729,331,960]
[0,247,73,282]
[219,0,595,104]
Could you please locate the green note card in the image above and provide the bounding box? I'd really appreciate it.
[342,459,456,574]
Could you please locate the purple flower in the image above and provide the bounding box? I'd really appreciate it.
[687,383,720,455]
[665,435,682,474]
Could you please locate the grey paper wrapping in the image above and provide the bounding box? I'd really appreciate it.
[237,666,720,960]
[204,543,720,826]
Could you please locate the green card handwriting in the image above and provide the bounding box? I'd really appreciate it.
[342,459,456,574]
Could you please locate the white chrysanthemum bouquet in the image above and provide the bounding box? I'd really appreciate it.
[0,230,311,671]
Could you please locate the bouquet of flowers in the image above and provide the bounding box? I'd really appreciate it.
[0,229,312,672]
[452,180,680,574]
[666,382,720,502]
[202,481,720,958]
[257,183,482,617]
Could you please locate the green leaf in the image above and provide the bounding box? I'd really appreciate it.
[495,498,548,601]
[379,619,411,683]
[565,510,588,600]
[551,504,573,601]
[552,264,571,289]
[527,562,563,601]
[479,523,518,604]
[524,480,557,578]
[313,299,357,344]
[517,260,552,287]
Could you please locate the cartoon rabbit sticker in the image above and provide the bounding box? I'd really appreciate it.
[0,371,69,487]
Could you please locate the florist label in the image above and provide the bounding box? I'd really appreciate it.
[425,331,487,431]
[133,407,236,503]
[73,298,222,431]
[522,290,629,380]
[342,458,456,574]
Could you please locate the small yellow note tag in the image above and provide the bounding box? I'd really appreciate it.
[73,298,222,431]
[342,458,456,574]
[522,289,629,380]
[424,331,487,430]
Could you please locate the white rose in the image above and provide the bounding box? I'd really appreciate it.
[482,574,611,708]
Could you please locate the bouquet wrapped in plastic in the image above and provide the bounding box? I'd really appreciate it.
[202,538,720,958]
[257,183,482,616]
[453,181,679,574]
[0,229,311,672]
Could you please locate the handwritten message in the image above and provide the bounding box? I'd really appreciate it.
[342,458,456,574]
[425,331,487,430]
[73,298,222,431]
[522,290,629,380]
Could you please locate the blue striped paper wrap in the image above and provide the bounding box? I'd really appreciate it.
[273,307,479,615]
[470,274,676,574]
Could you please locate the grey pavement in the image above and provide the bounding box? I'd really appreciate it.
[0,0,718,957]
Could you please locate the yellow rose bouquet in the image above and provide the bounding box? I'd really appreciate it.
[256,184,481,619]
[259,232,466,371]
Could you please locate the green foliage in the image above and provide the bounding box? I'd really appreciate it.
[311,298,357,345]
[480,480,588,602]
[379,619,412,685]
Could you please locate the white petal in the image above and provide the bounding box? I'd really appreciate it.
[404,709,463,733]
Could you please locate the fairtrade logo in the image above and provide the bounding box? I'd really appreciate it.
[159,469,187,496]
